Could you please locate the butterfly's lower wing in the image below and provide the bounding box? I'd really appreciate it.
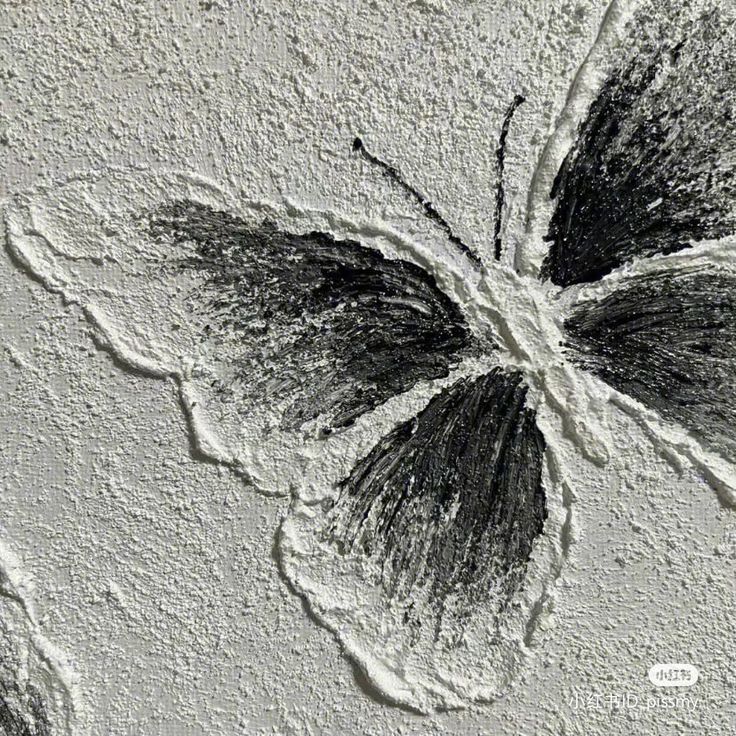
[4,169,473,497]
[522,0,736,286]
[562,243,736,506]
[280,367,571,712]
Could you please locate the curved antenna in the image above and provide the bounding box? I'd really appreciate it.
[493,94,526,261]
[352,137,482,268]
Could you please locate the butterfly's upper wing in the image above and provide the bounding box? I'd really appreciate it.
[540,1,736,503]
[148,200,471,434]
[541,1,736,287]
[5,170,477,496]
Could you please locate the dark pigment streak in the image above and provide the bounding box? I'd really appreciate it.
[149,202,472,433]
[329,368,547,631]
[0,670,50,736]
[352,137,483,267]
[542,9,736,286]
[493,94,525,261]
[565,267,736,459]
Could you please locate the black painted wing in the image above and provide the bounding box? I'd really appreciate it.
[281,367,558,710]
[565,262,736,461]
[542,4,736,287]
[149,201,472,433]
[329,368,546,627]
[546,2,736,492]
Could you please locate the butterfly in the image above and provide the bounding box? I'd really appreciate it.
[4,0,736,718]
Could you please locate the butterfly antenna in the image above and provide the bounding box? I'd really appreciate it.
[493,94,525,261]
[352,137,482,267]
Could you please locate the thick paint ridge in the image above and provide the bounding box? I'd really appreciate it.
[0,542,80,736]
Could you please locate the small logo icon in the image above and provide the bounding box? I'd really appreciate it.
[648,663,699,688]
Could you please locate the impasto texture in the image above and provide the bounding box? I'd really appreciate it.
[149,201,472,433]
[329,369,546,632]
[1,0,735,733]
[566,269,736,459]
[0,681,49,736]
[0,566,73,736]
[542,7,736,286]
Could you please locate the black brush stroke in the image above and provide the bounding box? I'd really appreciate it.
[149,201,473,433]
[565,266,736,458]
[328,368,547,631]
[352,137,483,267]
[493,94,525,261]
[0,673,51,736]
[542,6,736,286]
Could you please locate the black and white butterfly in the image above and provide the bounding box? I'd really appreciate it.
[4,0,736,716]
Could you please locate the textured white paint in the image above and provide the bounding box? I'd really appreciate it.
[1,0,734,733]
